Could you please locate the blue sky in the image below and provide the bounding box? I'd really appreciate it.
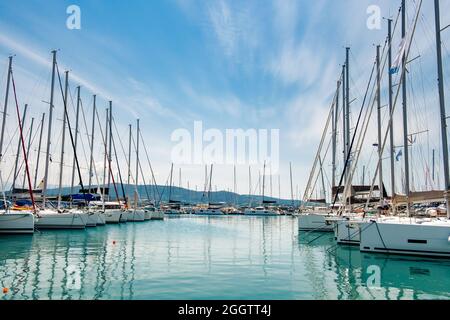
[0,0,449,199]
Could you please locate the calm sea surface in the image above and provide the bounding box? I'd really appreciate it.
[0,215,449,300]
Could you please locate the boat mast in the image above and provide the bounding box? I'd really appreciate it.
[289,162,294,206]
[388,18,396,213]
[134,118,140,209]
[332,79,340,191]
[127,124,132,186]
[43,50,57,208]
[208,164,213,204]
[0,56,11,210]
[57,71,69,210]
[0,56,12,163]
[88,95,96,192]
[345,48,351,177]
[127,123,132,205]
[168,163,173,202]
[102,107,108,210]
[12,104,28,190]
[277,174,280,200]
[269,166,273,197]
[34,113,45,189]
[107,101,113,200]
[111,126,128,208]
[57,68,88,208]
[319,155,326,201]
[262,161,266,204]
[0,57,13,209]
[401,0,411,216]
[376,44,383,202]
[345,47,351,208]
[70,86,81,194]
[98,107,120,207]
[248,166,251,196]
[342,64,346,181]
[434,0,450,218]
[258,170,261,196]
[22,116,34,189]
[233,164,237,205]
[10,69,36,213]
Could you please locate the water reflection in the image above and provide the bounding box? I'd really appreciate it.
[0,216,448,299]
[329,243,450,299]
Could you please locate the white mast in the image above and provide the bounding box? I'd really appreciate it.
[57,71,69,210]
[12,104,28,190]
[434,0,450,218]
[88,95,96,192]
[70,86,81,194]
[34,113,45,189]
[134,119,140,209]
[42,50,57,208]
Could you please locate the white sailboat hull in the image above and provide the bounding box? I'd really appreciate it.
[298,213,334,232]
[144,210,151,220]
[0,212,34,234]
[119,211,128,222]
[96,212,106,225]
[85,213,99,227]
[102,210,122,224]
[244,209,279,216]
[35,212,86,229]
[335,219,361,245]
[360,219,450,258]
[194,209,224,215]
[127,209,145,222]
[164,209,181,215]
[151,210,165,220]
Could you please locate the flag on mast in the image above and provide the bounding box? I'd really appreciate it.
[390,36,408,74]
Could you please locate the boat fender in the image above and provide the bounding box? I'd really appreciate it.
[448,236,450,243]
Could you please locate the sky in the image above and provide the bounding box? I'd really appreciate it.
[0,0,449,201]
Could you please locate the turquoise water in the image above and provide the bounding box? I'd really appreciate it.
[0,215,449,300]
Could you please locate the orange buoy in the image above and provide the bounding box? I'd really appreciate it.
[3,287,9,294]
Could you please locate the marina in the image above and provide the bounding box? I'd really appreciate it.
[0,0,450,303]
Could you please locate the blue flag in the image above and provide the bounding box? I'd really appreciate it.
[390,37,407,74]
[395,149,403,162]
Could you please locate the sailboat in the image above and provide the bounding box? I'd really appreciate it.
[125,119,145,222]
[0,208,34,234]
[331,42,390,244]
[244,162,280,216]
[34,56,86,229]
[297,38,389,233]
[127,119,145,222]
[90,103,124,224]
[358,0,450,258]
[162,163,182,214]
[297,48,354,232]
[194,164,225,215]
[0,56,34,234]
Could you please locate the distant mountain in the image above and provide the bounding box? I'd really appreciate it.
[46,184,302,206]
